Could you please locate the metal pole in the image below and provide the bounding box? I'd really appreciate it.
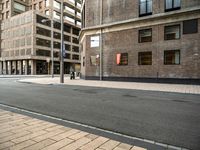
[99,0,103,81]
[60,0,64,83]
[51,11,54,78]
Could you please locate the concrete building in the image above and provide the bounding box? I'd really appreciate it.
[80,0,200,83]
[0,0,81,75]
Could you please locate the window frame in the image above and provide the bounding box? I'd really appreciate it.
[164,24,181,40]
[138,51,152,65]
[138,28,152,43]
[165,0,181,12]
[116,53,128,66]
[164,50,180,65]
[139,0,153,17]
[183,19,198,34]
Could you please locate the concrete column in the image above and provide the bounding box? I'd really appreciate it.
[25,60,28,75]
[0,61,2,75]
[30,60,36,75]
[8,61,12,75]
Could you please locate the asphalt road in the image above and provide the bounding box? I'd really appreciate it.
[0,78,199,150]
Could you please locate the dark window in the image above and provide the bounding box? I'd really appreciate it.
[116,53,128,65]
[64,24,71,33]
[64,53,70,59]
[138,52,152,65]
[36,15,51,27]
[73,37,79,44]
[139,28,152,43]
[165,0,181,12]
[72,46,79,53]
[164,25,180,40]
[53,32,61,39]
[183,19,198,34]
[53,21,61,30]
[164,50,180,65]
[36,49,50,57]
[65,44,71,51]
[139,0,152,17]
[83,56,85,67]
[64,35,70,42]
[36,38,50,47]
[72,54,79,60]
[73,28,79,36]
[54,42,60,49]
[36,27,51,37]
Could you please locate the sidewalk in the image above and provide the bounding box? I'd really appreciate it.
[0,109,146,150]
[19,77,200,94]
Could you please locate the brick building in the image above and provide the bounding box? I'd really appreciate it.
[0,0,81,75]
[80,0,200,83]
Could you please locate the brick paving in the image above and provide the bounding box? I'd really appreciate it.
[19,77,200,94]
[0,109,146,150]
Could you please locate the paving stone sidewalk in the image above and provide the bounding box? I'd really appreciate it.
[0,109,146,150]
[19,77,200,94]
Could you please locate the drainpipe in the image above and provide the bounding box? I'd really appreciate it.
[99,0,103,81]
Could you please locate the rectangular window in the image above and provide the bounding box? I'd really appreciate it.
[14,2,26,12]
[90,55,100,66]
[139,28,152,43]
[183,19,198,34]
[165,0,181,12]
[138,52,152,65]
[53,0,61,10]
[139,0,152,17]
[53,11,61,20]
[116,53,128,65]
[164,25,180,40]
[90,36,99,48]
[164,50,180,65]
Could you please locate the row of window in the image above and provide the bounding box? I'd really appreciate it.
[90,19,198,48]
[139,0,181,17]
[90,50,180,66]
[138,19,198,43]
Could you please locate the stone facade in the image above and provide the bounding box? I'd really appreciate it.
[80,0,200,82]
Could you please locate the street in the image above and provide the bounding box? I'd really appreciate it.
[0,78,199,150]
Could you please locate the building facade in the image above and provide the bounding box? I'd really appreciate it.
[80,0,200,83]
[0,0,81,75]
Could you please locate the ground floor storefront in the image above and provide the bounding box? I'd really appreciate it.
[0,60,80,75]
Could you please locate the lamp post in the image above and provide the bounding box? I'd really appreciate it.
[60,0,64,83]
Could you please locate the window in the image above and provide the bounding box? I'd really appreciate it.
[139,0,152,17]
[14,2,26,12]
[139,28,152,43]
[165,0,181,12]
[164,25,180,40]
[45,0,49,7]
[90,36,99,48]
[183,19,198,34]
[164,50,180,65]
[39,2,42,9]
[90,55,100,66]
[53,0,61,10]
[53,11,61,20]
[138,52,152,65]
[116,53,128,65]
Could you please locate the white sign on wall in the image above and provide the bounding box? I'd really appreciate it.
[90,36,100,48]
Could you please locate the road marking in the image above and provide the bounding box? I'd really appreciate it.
[0,103,190,150]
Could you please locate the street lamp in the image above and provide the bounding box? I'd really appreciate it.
[41,18,54,78]
[60,0,64,83]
